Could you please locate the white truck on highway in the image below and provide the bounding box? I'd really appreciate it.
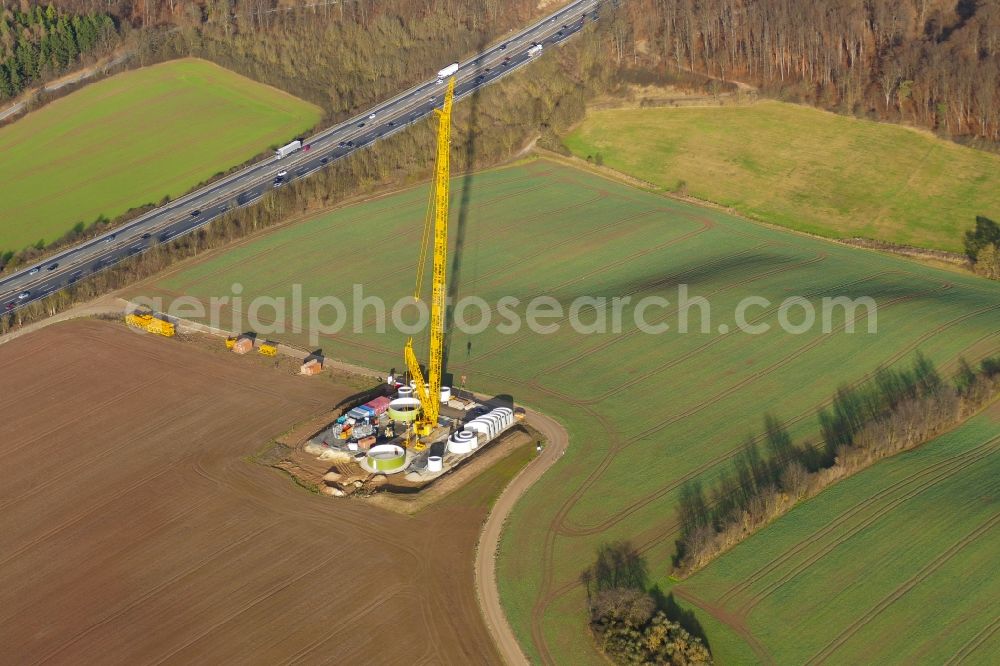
[437,62,459,80]
[275,140,302,159]
[528,44,543,57]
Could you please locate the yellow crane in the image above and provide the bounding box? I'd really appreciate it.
[405,76,455,437]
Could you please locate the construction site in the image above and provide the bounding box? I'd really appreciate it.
[121,75,529,501]
[294,76,527,498]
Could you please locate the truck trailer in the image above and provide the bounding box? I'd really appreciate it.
[437,62,459,80]
[528,44,543,57]
[275,140,302,159]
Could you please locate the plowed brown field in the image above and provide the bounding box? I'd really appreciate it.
[0,320,499,665]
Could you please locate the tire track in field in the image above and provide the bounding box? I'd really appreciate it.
[146,547,351,666]
[27,509,275,665]
[0,399,196,508]
[565,324,1000,555]
[279,583,414,666]
[717,432,1000,608]
[735,437,1000,618]
[805,512,1000,665]
[166,168,558,294]
[198,212,716,355]
[467,308,998,546]
[538,276,952,411]
[540,267,889,379]
[944,614,1000,665]
[0,384,149,460]
[512,321,1000,659]
[672,586,775,665]
[470,243,779,364]
[234,189,609,305]
[0,462,179,569]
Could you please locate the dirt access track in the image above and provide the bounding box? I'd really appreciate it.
[0,320,502,664]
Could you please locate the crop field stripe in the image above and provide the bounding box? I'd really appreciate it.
[671,585,775,664]
[26,496,240,663]
[170,167,561,293]
[145,548,358,665]
[804,512,1000,665]
[0,462,180,570]
[736,436,1000,616]
[175,209,711,349]
[545,251,831,402]
[466,242,774,365]
[944,615,1000,666]
[716,431,1000,607]
[241,195,646,322]
[0,395,200,509]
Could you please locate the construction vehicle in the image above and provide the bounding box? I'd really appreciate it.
[225,336,237,350]
[258,341,278,356]
[404,76,455,438]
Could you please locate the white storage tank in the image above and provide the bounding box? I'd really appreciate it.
[440,386,452,403]
[398,385,414,399]
[427,456,443,472]
[448,429,476,454]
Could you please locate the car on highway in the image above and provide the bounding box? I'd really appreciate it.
[368,112,376,119]
[18,291,30,300]
[357,121,365,128]
[499,43,507,50]
[277,170,288,178]
[142,233,151,239]
[103,233,116,244]
[303,143,311,152]
[320,157,329,164]
[338,141,346,147]
[28,267,39,275]
[476,75,486,83]
[190,209,201,217]
[4,302,13,311]
[388,120,396,127]
[47,263,58,271]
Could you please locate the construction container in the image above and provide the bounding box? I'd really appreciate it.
[365,396,391,416]
[258,341,278,356]
[357,436,376,451]
[146,317,175,337]
[125,313,152,329]
[232,338,253,354]
[300,359,323,375]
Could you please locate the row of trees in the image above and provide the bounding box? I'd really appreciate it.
[616,0,1000,143]
[582,542,712,665]
[0,4,117,99]
[675,352,1000,575]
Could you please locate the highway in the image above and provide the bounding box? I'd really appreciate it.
[1,0,600,314]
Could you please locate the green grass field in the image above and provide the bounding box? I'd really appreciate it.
[564,100,1000,253]
[0,58,321,254]
[130,158,1000,663]
[678,402,1000,664]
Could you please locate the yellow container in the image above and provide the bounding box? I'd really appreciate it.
[258,342,278,356]
[225,336,236,349]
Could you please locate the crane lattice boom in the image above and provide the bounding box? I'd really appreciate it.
[405,76,454,437]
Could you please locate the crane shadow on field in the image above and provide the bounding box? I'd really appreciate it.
[442,36,489,378]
